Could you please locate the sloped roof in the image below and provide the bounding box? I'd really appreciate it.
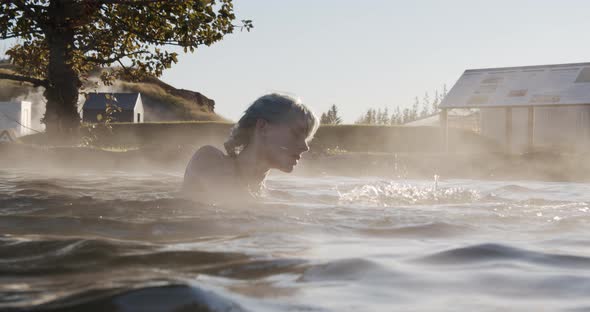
[440,62,590,109]
[83,93,139,110]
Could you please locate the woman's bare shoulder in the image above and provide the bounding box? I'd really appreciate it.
[185,145,232,176]
[182,145,238,202]
[192,145,226,163]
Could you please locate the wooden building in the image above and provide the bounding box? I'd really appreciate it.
[440,62,590,153]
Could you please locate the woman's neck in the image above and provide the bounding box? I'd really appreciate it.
[234,145,270,189]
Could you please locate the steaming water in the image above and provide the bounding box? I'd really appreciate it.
[1,169,590,311]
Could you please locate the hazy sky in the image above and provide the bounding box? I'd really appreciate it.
[3,1,589,123]
[159,0,590,122]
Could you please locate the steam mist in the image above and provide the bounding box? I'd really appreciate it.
[12,87,46,132]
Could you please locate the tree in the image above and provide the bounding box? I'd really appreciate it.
[402,107,410,124]
[376,108,383,125]
[364,109,374,125]
[420,98,430,117]
[391,107,401,125]
[355,107,394,125]
[326,104,342,125]
[420,92,430,118]
[320,112,329,124]
[409,97,419,122]
[320,104,342,125]
[432,90,440,114]
[355,108,375,125]
[0,1,252,139]
[380,107,390,125]
[370,108,377,124]
[441,84,448,104]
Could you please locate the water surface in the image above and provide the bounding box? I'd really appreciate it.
[1,169,590,311]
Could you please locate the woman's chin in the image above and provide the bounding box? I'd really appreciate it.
[276,163,295,173]
[278,166,294,173]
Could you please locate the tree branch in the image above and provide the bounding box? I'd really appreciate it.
[87,0,181,5]
[0,73,48,88]
[85,50,149,64]
[103,12,187,47]
[11,0,45,25]
[1,30,43,40]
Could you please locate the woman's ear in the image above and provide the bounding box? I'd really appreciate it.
[255,118,268,134]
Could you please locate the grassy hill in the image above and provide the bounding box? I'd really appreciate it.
[0,59,225,121]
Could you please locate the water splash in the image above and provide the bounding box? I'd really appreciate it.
[338,180,480,206]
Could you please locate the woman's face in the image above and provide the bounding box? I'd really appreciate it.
[261,118,311,173]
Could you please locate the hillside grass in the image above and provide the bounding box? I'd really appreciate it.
[0,63,224,121]
[118,81,227,122]
[0,68,37,101]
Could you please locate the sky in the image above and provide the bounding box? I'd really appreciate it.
[3,1,590,123]
[158,0,590,122]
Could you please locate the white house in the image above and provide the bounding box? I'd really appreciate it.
[0,101,33,137]
[440,62,590,153]
[81,92,144,123]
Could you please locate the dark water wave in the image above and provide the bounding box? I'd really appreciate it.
[418,243,590,269]
[342,221,473,238]
[4,284,248,312]
[0,235,309,311]
[495,184,534,193]
[299,258,399,282]
[0,234,399,311]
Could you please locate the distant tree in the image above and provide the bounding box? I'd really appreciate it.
[432,90,440,113]
[331,105,343,124]
[391,107,402,125]
[420,105,429,118]
[420,92,430,118]
[409,97,419,122]
[354,115,365,124]
[355,107,383,125]
[363,109,371,124]
[0,1,252,140]
[321,104,342,125]
[420,95,430,117]
[380,107,390,125]
[409,84,449,118]
[356,107,395,125]
[320,112,329,124]
[402,107,410,124]
[367,108,377,125]
[355,109,369,124]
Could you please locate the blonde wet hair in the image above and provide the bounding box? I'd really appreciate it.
[224,93,319,157]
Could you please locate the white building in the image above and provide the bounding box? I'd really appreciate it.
[440,62,590,153]
[0,101,33,137]
[81,92,144,123]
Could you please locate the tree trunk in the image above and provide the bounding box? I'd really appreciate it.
[43,0,81,142]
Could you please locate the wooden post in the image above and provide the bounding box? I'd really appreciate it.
[440,108,449,153]
[527,106,535,153]
[505,107,512,154]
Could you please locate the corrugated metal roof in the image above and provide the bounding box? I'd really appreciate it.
[440,62,590,109]
[83,93,139,110]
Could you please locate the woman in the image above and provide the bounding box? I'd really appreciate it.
[182,93,319,203]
